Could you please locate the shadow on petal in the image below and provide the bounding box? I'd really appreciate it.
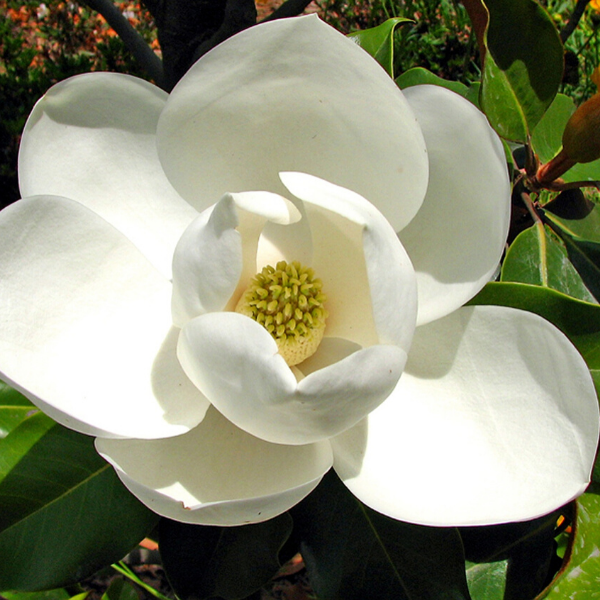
[38,73,165,133]
[299,337,362,376]
[151,325,211,427]
[403,308,473,380]
[96,407,334,525]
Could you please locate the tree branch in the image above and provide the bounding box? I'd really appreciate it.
[191,0,256,63]
[84,0,164,87]
[143,0,256,90]
[560,0,591,43]
[261,0,314,22]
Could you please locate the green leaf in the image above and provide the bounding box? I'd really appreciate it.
[466,82,482,108]
[290,471,471,600]
[501,223,596,303]
[531,93,574,163]
[395,67,469,96]
[541,490,600,598]
[466,560,507,600]
[530,93,600,182]
[0,379,36,439]
[563,157,600,184]
[480,0,563,141]
[461,511,561,600]
[554,232,600,301]
[348,18,411,77]
[0,590,74,600]
[101,578,139,600]
[469,282,600,371]
[0,410,55,479]
[546,200,600,244]
[0,414,159,592]
[159,513,293,600]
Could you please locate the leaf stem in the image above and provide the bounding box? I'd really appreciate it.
[111,561,171,600]
[521,192,549,285]
[521,191,543,225]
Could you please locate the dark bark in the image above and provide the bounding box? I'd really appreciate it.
[261,0,314,21]
[560,0,591,43]
[143,0,256,91]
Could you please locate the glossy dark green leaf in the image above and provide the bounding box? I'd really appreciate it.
[395,67,469,96]
[480,0,563,141]
[461,511,561,600]
[0,379,36,439]
[160,513,293,600]
[563,157,600,184]
[101,578,139,600]
[465,560,507,600]
[541,490,600,598]
[531,93,573,163]
[544,189,597,223]
[0,410,55,478]
[530,93,600,182]
[348,18,411,77]
[469,282,600,371]
[0,413,158,592]
[555,233,600,301]
[501,223,596,303]
[290,471,470,600]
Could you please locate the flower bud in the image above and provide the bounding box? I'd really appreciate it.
[562,93,600,163]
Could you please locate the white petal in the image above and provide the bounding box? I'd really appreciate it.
[171,191,301,328]
[96,407,333,526]
[157,15,428,231]
[281,172,417,352]
[0,197,209,439]
[18,72,197,279]
[400,85,511,325]
[333,305,599,526]
[178,312,406,445]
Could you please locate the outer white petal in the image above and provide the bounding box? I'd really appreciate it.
[0,197,209,439]
[18,72,197,279]
[400,86,511,325]
[178,313,406,445]
[281,172,417,352]
[333,305,599,526]
[171,191,301,328]
[96,407,333,526]
[157,15,428,231]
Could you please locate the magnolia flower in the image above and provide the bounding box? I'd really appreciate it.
[0,16,598,527]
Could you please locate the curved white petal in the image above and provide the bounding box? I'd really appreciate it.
[96,407,333,526]
[178,312,406,445]
[0,196,209,439]
[171,198,241,327]
[172,191,301,328]
[400,86,511,325]
[332,305,599,526]
[18,72,197,279]
[281,172,417,352]
[157,15,428,231]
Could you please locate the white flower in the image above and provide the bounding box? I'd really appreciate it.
[0,16,597,527]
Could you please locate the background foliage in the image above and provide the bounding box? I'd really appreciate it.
[3,0,600,208]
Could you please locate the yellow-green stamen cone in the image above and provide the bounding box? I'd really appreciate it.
[235,260,328,366]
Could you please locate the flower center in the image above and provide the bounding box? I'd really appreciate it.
[235,260,328,366]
